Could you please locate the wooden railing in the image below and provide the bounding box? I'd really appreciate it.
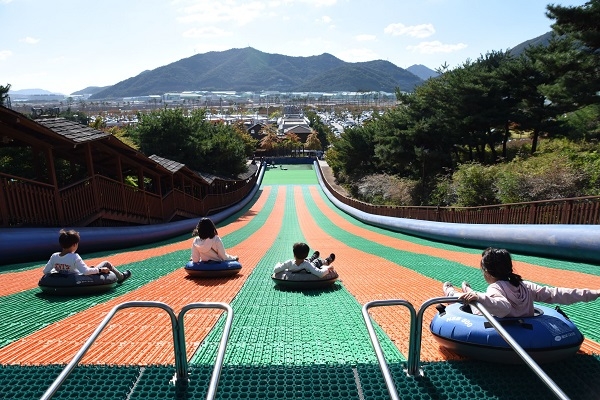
[0,166,260,228]
[0,174,60,227]
[316,163,600,225]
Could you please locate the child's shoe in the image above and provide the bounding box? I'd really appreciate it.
[119,270,132,283]
[325,253,335,264]
[443,282,456,297]
[462,281,472,292]
[308,251,320,262]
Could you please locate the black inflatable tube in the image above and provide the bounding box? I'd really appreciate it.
[0,163,266,265]
[315,161,600,264]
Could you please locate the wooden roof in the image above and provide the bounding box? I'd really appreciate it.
[37,118,110,143]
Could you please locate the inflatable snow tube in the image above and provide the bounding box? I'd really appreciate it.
[430,302,584,364]
[271,269,339,289]
[185,260,242,278]
[38,272,118,295]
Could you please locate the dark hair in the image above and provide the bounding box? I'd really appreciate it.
[292,242,310,259]
[193,218,218,239]
[480,247,522,287]
[58,229,80,249]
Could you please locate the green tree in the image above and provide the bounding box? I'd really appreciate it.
[305,129,322,150]
[232,122,258,158]
[543,1,600,115]
[132,108,247,176]
[259,123,279,153]
[0,83,10,106]
[306,110,332,149]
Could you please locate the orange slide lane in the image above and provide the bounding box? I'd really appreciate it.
[303,187,600,360]
[295,187,458,361]
[0,186,283,366]
[309,187,600,293]
[0,187,271,297]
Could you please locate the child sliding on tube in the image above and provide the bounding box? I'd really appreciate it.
[43,229,131,283]
[273,242,335,278]
[443,247,600,318]
[191,217,239,263]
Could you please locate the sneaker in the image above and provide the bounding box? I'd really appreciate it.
[325,253,335,264]
[119,270,132,283]
[308,251,320,262]
[443,282,456,297]
[462,281,472,293]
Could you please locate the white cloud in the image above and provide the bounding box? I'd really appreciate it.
[316,15,332,24]
[191,43,232,55]
[183,27,232,38]
[0,0,14,4]
[337,48,379,62]
[0,50,13,61]
[407,41,467,54]
[178,1,267,25]
[355,34,376,42]
[300,0,337,6]
[384,23,435,38]
[20,37,40,44]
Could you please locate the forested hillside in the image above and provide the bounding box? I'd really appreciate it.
[91,47,423,99]
[326,1,600,208]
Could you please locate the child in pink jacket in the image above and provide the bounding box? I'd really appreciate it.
[190,218,238,263]
[443,247,600,317]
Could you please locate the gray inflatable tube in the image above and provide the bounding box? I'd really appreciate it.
[315,162,600,264]
[0,163,266,265]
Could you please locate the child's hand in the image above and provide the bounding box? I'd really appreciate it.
[459,291,478,303]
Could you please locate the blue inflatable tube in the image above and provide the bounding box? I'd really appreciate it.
[185,260,242,278]
[38,271,118,295]
[430,303,583,364]
[0,163,265,265]
[315,162,600,264]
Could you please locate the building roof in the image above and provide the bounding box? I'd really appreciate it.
[37,118,110,143]
[149,154,186,173]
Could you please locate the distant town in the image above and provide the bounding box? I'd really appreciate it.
[8,89,398,109]
[7,89,398,136]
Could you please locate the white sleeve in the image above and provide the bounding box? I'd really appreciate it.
[273,260,293,273]
[43,254,57,274]
[73,254,99,275]
[301,261,329,278]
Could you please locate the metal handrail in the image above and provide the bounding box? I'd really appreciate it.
[362,297,570,400]
[40,301,233,400]
[361,299,418,400]
[177,302,234,399]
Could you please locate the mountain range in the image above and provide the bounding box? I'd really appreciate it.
[89,47,426,100]
[12,32,555,99]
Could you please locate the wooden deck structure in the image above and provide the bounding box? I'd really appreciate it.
[0,106,259,228]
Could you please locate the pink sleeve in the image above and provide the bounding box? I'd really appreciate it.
[525,281,600,304]
[212,236,237,261]
[475,285,513,317]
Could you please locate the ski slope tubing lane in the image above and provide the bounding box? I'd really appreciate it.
[0,186,279,364]
[2,164,600,399]
[0,162,266,265]
[0,184,272,298]
[302,185,600,357]
[315,161,600,264]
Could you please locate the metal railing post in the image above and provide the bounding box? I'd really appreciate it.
[40,301,179,400]
[178,302,233,400]
[40,301,233,400]
[362,300,417,400]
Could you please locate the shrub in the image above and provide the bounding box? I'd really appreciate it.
[451,163,499,206]
[495,153,586,203]
[351,173,417,206]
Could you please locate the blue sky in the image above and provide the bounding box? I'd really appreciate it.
[0,0,589,95]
